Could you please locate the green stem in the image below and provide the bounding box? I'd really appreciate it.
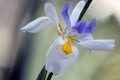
[37,65,47,80]
[78,0,93,21]
[47,72,53,80]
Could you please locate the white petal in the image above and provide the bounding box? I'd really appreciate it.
[76,34,93,52]
[70,0,85,26]
[77,34,93,41]
[78,39,115,50]
[21,17,50,33]
[44,2,60,32]
[45,37,79,75]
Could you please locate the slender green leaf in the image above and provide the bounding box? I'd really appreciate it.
[37,65,47,80]
[78,0,93,21]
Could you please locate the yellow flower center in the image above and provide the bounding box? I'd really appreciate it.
[61,37,72,55]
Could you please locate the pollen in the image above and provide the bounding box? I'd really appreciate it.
[61,37,72,55]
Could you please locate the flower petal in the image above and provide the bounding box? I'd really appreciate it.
[61,2,72,28]
[70,0,85,26]
[82,19,96,34]
[21,17,50,33]
[72,19,87,33]
[76,34,93,41]
[45,37,79,75]
[44,2,60,32]
[72,19,96,34]
[78,39,115,50]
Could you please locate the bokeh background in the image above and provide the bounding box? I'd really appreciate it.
[0,0,120,80]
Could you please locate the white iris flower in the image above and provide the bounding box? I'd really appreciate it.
[21,1,115,75]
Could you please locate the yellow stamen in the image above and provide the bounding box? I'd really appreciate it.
[61,37,72,55]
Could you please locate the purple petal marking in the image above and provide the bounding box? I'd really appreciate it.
[83,19,96,34]
[72,19,87,33]
[72,19,96,34]
[61,2,72,28]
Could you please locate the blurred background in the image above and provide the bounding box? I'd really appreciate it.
[0,0,120,80]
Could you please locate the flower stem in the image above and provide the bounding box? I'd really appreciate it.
[47,72,53,80]
[78,0,93,21]
[37,65,47,80]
